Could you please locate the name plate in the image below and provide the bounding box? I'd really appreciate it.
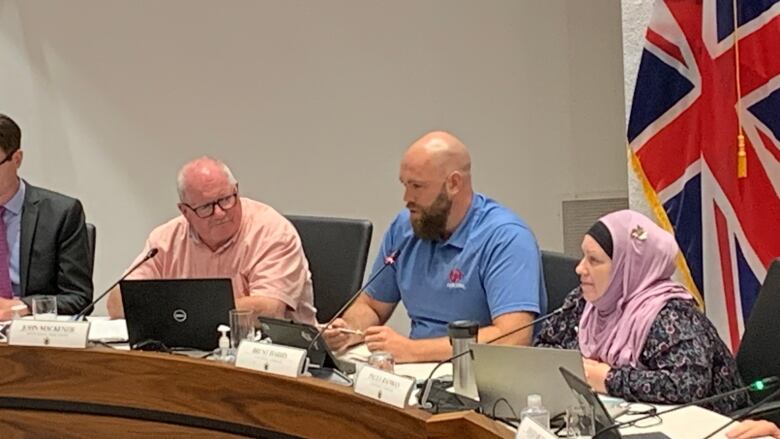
[235,341,308,377]
[8,320,90,348]
[354,366,415,409]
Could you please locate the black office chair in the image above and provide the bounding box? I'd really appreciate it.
[735,258,780,424]
[541,250,580,311]
[286,215,372,323]
[85,222,96,277]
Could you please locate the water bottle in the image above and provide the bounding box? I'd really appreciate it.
[520,394,550,430]
[447,320,479,399]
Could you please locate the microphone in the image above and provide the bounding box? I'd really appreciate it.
[482,307,564,345]
[700,382,780,439]
[593,376,780,438]
[306,248,401,351]
[73,248,159,321]
[418,307,565,409]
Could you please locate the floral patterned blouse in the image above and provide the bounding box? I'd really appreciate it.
[534,287,747,414]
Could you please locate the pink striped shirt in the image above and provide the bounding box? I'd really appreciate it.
[127,198,316,325]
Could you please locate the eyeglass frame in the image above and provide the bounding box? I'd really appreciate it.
[180,186,239,219]
[617,402,657,417]
[616,402,662,429]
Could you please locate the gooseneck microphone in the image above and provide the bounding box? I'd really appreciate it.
[700,383,780,439]
[306,249,401,351]
[418,307,565,409]
[482,307,564,345]
[593,376,780,438]
[73,248,159,321]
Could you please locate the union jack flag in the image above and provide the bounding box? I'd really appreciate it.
[628,0,780,351]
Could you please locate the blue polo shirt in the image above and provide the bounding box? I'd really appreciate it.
[365,193,547,339]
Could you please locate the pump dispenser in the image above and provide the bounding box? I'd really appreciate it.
[215,324,232,362]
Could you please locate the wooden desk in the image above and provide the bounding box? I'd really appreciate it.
[0,345,512,438]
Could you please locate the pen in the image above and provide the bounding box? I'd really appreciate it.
[315,323,363,336]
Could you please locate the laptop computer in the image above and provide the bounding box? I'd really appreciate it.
[256,316,356,376]
[559,366,670,439]
[471,344,586,419]
[120,278,235,351]
[737,258,780,402]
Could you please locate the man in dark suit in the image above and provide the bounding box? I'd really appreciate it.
[0,114,93,319]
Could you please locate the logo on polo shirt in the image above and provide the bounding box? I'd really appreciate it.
[447,268,466,289]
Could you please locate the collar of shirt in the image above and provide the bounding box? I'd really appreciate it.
[3,179,25,216]
[438,193,481,250]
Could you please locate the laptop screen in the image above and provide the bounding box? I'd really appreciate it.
[120,278,234,351]
[472,344,584,418]
[559,366,620,438]
[256,316,355,375]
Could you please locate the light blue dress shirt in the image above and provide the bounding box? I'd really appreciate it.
[4,180,26,297]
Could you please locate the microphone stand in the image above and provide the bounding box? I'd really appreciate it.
[594,377,780,438]
[73,248,158,321]
[418,308,565,410]
[306,249,400,351]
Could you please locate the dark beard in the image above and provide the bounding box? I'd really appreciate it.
[410,190,452,241]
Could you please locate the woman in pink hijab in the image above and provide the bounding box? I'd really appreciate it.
[535,210,745,414]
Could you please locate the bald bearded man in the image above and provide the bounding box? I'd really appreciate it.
[107,157,316,324]
[324,131,546,362]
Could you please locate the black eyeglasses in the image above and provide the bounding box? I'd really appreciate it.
[182,191,239,218]
[616,402,662,429]
[0,148,18,166]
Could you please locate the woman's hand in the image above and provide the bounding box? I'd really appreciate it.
[583,357,611,394]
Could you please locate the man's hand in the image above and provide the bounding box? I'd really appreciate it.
[363,326,416,363]
[583,357,611,394]
[727,420,780,439]
[0,298,29,320]
[322,318,363,353]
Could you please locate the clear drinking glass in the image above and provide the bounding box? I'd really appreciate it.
[229,309,255,351]
[367,351,395,373]
[565,403,595,438]
[32,296,57,320]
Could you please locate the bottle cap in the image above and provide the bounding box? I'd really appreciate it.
[447,320,479,339]
[527,394,542,408]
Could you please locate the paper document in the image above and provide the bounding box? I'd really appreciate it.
[87,318,128,342]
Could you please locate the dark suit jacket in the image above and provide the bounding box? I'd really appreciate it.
[19,182,93,315]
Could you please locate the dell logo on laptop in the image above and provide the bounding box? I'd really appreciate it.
[173,309,188,322]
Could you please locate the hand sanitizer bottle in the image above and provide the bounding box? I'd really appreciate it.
[214,325,232,362]
[520,394,550,431]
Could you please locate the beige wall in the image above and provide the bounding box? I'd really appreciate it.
[0,0,627,329]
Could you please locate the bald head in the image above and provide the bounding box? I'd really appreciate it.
[403,131,471,180]
[175,156,242,251]
[177,156,237,203]
[400,131,474,239]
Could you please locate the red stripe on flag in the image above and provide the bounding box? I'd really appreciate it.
[714,203,740,352]
[646,28,688,67]
[758,129,780,163]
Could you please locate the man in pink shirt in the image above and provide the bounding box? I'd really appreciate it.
[107,157,316,325]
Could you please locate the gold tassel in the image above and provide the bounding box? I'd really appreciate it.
[737,133,747,178]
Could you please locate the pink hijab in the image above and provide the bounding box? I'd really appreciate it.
[578,210,693,368]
